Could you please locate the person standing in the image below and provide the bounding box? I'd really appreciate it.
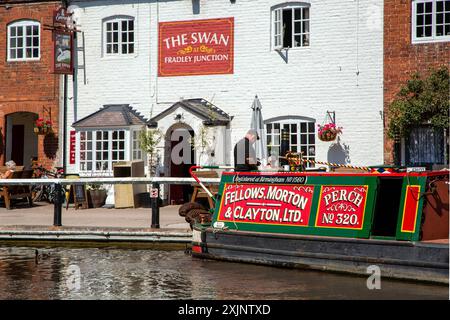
[233,129,260,171]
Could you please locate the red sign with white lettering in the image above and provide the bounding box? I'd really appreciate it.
[158,18,234,77]
[217,184,314,226]
[69,130,76,165]
[315,186,368,229]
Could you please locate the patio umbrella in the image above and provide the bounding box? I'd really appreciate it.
[250,95,268,165]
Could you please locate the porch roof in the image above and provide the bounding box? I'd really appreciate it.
[72,104,149,128]
[148,98,232,127]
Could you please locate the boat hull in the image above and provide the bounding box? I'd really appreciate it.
[192,227,449,284]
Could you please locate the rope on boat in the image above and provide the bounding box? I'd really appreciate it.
[299,159,371,172]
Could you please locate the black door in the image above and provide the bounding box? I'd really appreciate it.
[11,125,25,165]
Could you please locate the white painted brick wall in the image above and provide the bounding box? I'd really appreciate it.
[66,0,384,174]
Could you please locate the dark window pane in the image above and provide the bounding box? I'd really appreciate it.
[291,124,297,132]
[113,44,118,53]
[119,141,125,149]
[301,135,307,144]
[113,22,118,30]
[303,8,309,19]
[26,48,31,58]
[103,142,108,149]
[119,151,124,159]
[291,146,297,152]
[26,26,31,35]
[87,142,92,149]
[283,124,289,131]
[303,34,310,46]
[425,2,432,12]
[17,49,23,58]
[11,27,16,37]
[113,141,117,149]
[425,26,432,36]
[96,131,102,139]
[446,1,450,11]
[107,44,112,53]
[300,123,307,132]
[301,146,307,155]
[33,36,38,46]
[425,14,432,25]
[80,132,86,140]
[437,1,444,12]
[417,26,424,37]
[103,152,108,159]
[129,32,134,42]
[107,23,111,31]
[17,27,23,36]
[122,20,127,30]
[87,153,92,160]
[294,8,301,20]
[291,134,297,144]
[18,38,23,47]
[96,151,101,159]
[267,135,272,145]
[122,44,127,53]
[128,44,134,53]
[107,32,112,43]
[303,21,309,33]
[417,14,424,26]
[113,32,118,42]
[267,124,272,133]
[129,20,134,30]
[294,22,301,34]
[96,142,101,149]
[309,134,315,144]
[417,3,423,14]
[308,122,315,132]
[11,38,16,48]
[274,123,280,131]
[113,131,118,139]
[437,25,444,36]
[10,49,16,59]
[445,25,450,35]
[26,37,31,46]
[122,32,127,43]
[294,35,301,46]
[446,13,450,23]
[87,132,92,140]
[113,152,117,160]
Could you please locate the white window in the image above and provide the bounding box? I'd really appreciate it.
[132,130,143,160]
[272,3,310,49]
[266,118,316,167]
[412,0,450,43]
[79,130,127,174]
[104,17,135,55]
[7,20,40,61]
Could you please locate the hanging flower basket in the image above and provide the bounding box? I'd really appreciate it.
[317,123,343,142]
[34,118,53,135]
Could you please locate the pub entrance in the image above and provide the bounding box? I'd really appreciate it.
[165,123,195,205]
[5,112,38,166]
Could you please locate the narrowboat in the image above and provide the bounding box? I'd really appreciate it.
[188,166,449,284]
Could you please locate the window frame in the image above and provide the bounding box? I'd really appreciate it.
[7,20,41,62]
[265,116,316,168]
[412,0,450,44]
[78,129,130,176]
[271,2,311,50]
[103,16,135,56]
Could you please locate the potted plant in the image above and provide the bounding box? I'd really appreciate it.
[86,183,107,208]
[34,118,53,135]
[317,123,343,142]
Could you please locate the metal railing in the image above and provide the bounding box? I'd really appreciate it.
[0,177,221,228]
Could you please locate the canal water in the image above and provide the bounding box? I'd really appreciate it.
[0,245,447,300]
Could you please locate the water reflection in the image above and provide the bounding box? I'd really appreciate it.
[0,246,447,300]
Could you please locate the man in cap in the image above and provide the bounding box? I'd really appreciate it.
[233,129,260,171]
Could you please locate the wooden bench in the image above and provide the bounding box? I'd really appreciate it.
[190,170,219,209]
[0,170,33,210]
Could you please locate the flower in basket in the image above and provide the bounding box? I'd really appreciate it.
[34,118,53,134]
[317,123,343,142]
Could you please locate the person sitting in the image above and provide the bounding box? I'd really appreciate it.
[1,160,16,179]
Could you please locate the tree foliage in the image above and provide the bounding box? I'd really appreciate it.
[387,66,449,139]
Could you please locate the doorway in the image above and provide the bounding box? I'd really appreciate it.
[165,124,195,204]
[5,112,38,166]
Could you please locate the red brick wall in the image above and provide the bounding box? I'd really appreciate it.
[0,1,61,169]
[384,0,450,164]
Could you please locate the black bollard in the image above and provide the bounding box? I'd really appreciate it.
[53,183,62,227]
[151,182,160,228]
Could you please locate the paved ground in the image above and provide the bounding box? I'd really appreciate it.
[0,201,189,231]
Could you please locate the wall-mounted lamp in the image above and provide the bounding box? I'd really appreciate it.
[174,113,184,122]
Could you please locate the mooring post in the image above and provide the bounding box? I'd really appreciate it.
[53,183,63,227]
[151,182,160,228]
